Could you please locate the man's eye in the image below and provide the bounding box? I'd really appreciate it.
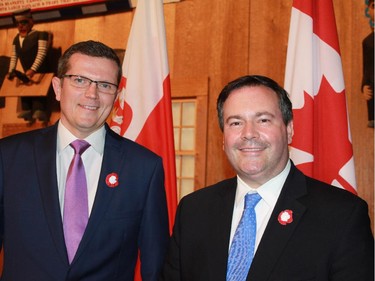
[99,83,111,89]
[230,121,241,126]
[74,77,86,84]
[259,118,271,124]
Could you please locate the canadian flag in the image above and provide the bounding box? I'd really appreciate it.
[284,0,357,194]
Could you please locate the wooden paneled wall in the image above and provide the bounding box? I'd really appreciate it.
[0,0,373,230]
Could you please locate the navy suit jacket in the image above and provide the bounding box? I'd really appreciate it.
[160,163,374,281]
[0,122,169,281]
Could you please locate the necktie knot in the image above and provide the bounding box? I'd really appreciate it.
[70,139,90,155]
[244,192,261,210]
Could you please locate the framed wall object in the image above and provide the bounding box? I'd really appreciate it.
[0,0,132,28]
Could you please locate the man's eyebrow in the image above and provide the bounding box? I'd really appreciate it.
[225,111,275,121]
[226,114,242,119]
[255,111,275,118]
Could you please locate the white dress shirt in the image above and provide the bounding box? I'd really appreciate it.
[56,121,105,218]
[228,160,291,253]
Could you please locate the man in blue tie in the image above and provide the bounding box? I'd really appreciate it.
[0,40,169,280]
[160,75,374,281]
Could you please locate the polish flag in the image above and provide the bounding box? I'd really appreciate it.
[110,0,177,229]
[284,0,357,194]
[110,0,177,278]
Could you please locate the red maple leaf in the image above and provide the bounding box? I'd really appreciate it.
[291,76,355,193]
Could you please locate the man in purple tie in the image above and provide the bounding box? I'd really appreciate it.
[160,75,374,281]
[0,40,169,280]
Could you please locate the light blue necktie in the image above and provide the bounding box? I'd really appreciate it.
[227,193,262,281]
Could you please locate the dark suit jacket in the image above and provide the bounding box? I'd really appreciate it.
[0,123,169,281]
[161,163,374,281]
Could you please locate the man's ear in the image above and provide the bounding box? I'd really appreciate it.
[52,76,62,101]
[287,120,294,144]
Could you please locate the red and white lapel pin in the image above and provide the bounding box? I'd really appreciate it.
[278,209,293,225]
[106,173,119,188]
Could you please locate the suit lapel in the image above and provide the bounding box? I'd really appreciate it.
[248,165,308,281]
[208,178,237,280]
[35,124,68,264]
[73,126,125,262]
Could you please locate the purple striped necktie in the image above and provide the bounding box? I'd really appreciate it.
[63,139,90,264]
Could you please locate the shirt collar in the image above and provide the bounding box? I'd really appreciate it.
[57,121,106,155]
[235,160,291,207]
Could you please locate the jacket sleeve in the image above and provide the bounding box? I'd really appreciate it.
[139,157,170,281]
[330,198,374,280]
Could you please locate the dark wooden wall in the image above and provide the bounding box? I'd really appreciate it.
[0,0,372,230]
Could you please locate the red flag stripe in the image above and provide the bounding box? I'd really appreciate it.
[135,75,177,227]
